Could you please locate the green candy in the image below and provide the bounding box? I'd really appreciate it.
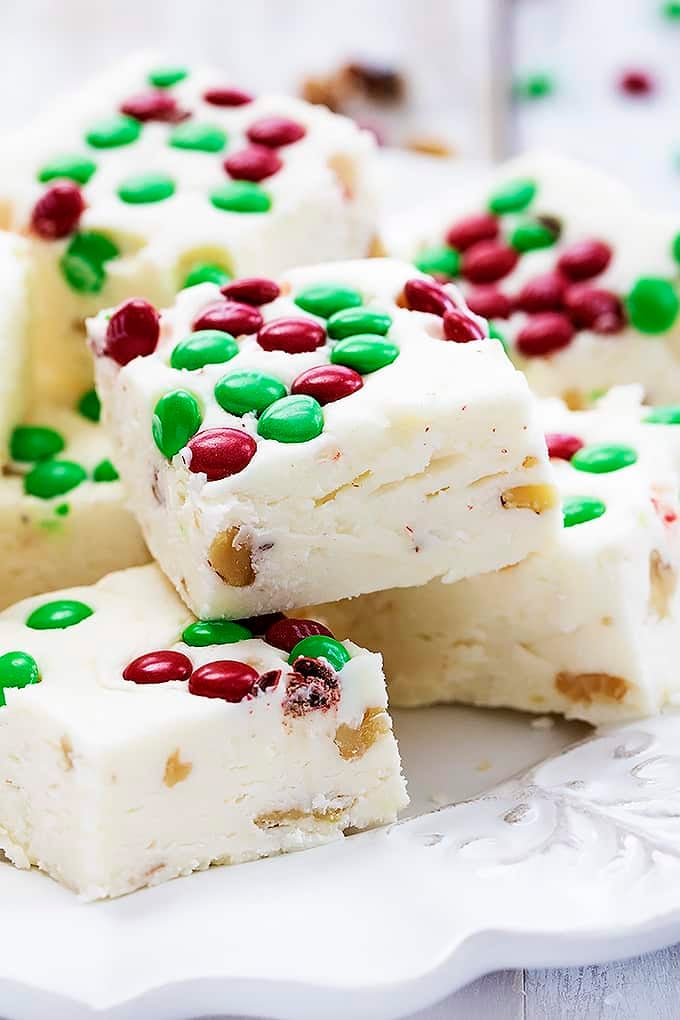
[627,277,680,333]
[562,496,607,528]
[414,245,461,278]
[170,122,227,152]
[10,425,65,463]
[0,651,40,707]
[672,232,680,265]
[644,405,680,424]
[170,330,238,371]
[331,334,399,374]
[215,370,287,416]
[510,220,557,252]
[60,231,119,294]
[182,262,231,289]
[55,503,70,517]
[93,458,119,482]
[148,66,189,88]
[152,390,202,458]
[38,154,97,185]
[257,395,324,444]
[513,72,555,100]
[77,388,101,423]
[571,443,638,474]
[86,115,141,149]
[489,322,509,354]
[294,284,362,319]
[327,307,392,339]
[182,619,253,646]
[210,181,271,213]
[288,634,351,671]
[488,178,536,214]
[662,1,680,19]
[118,173,175,204]
[25,460,87,499]
[26,599,93,630]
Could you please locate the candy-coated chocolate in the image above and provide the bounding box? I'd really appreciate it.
[295,283,362,319]
[24,460,87,499]
[123,650,192,684]
[445,212,499,251]
[224,145,282,182]
[326,307,391,339]
[104,298,160,365]
[257,317,326,353]
[414,246,460,278]
[557,239,612,281]
[182,619,253,646]
[257,394,324,443]
[461,240,519,284]
[442,309,485,343]
[291,364,363,404]
[247,116,306,147]
[182,263,231,288]
[117,173,175,204]
[214,370,287,416]
[289,635,350,671]
[92,458,119,482]
[0,651,40,706]
[330,334,399,373]
[85,115,141,148]
[38,155,97,185]
[210,181,271,213]
[31,182,85,239]
[516,272,566,314]
[571,443,637,474]
[221,277,280,306]
[516,312,574,357]
[170,329,238,370]
[26,599,93,630]
[193,300,262,335]
[185,428,257,480]
[265,617,333,652]
[10,425,65,463]
[487,178,536,214]
[169,121,227,152]
[188,660,259,701]
[465,286,513,320]
[403,277,453,316]
[545,432,584,460]
[152,390,202,458]
[203,86,253,106]
[626,277,680,333]
[562,495,607,528]
[120,91,182,122]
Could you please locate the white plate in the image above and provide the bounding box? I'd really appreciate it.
[5,705,680,1019]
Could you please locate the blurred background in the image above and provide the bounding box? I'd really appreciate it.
[2,0,680,205]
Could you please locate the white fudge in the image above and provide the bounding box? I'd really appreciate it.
[91,257,560,619]
[311,391,680,724]
[0,53,379,403]
[1,401,149,608]
[399,153,680,407]
[0,564,407,900]
[0,231,29,464]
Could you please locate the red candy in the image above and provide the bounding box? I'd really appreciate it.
[235,612,284,634]
[104,298,160,365]
[257,317,325,354]
[445,213,499,252]
[221,277,280,306]
[442,309,486,343]
[203,87,253,107]
[465,286,513,320]
[123,650,192,684]
[188,660,259,702]
[557,240,612,281]
[186,428,257,480]
[31,182,85,240]
[120,91,183,122]
[516,312,575,357]
[563,284,626,334]
[403,278,454,316]
[264,617,333,653]
[545,432,584,461]
[193,300,263,335]
[224,145,282,182]
[291,364,363,404]
[462,240,519,284]
[516,272,566,314]
[618,69,655,96]
[246,116,306,147]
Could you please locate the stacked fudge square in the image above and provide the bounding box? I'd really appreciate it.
[0,56,562,899]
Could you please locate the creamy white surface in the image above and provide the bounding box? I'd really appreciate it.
[0,404,149,607]
[0,52,379,402]
[92,257,560,618]
[397,152,680,405]
[0,563,407,899]
[312,389,680,724]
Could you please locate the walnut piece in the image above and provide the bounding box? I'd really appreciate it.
[334,707,390,761]
[555,671,628,704]
[327,153,357,199]
[209,526,256,586]
[649,549,677,618]
[501,484,558,514]
[254,805,347,829]
[163,749,193,787]
[60,736,74,771]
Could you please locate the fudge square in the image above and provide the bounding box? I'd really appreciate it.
[400,153,680,407]
[0,564,407,900]
[91,257,560,619]
[0,231,29,465]
[1,401,149,609]
[0,53,379,404]
[311,390,680,725]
